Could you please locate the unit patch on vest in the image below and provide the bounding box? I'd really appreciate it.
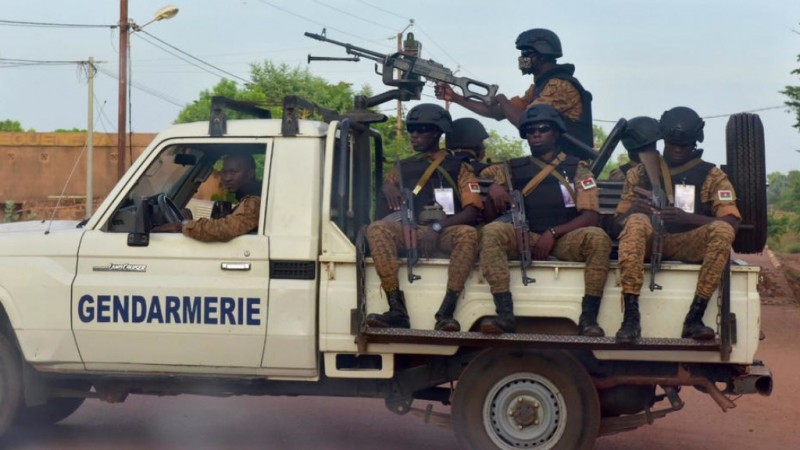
[718,190,733,201]
[468,182,481,193]
[579,177,596,190]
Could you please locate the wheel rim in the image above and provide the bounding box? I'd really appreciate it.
[483,372,566,449]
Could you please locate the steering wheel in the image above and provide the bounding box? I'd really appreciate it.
[155,193,183,225]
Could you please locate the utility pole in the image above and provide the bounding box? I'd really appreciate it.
[87,57,95,217]
[117,0,129,181]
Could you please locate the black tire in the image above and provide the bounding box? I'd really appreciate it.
[452,349,600,450]
[725,113,767,254]
[0,334,23,437]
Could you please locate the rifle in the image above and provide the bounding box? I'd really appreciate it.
[396,161,421,283]
[639,151,665,291]
[305,31,498,105]
[503,164,536,286]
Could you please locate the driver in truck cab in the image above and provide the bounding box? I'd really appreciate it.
[153,154,261,242]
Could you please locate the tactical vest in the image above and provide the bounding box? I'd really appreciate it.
[508,154,580,233]
[399,153,464,218]
[532,64,594,156]
[640,158,715,233]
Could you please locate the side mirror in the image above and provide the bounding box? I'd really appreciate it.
[127,196,152,247]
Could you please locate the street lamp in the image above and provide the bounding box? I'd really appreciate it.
[117,3,179,180]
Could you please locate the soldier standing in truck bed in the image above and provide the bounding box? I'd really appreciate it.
[614,107,741,342]
[366,104,483,332]
[435,28,593,157]
[478,104,611,335]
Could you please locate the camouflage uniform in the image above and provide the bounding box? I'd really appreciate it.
[608,161,639,182]
[183,196,260,242]
[616,162,740,298]
[480,160,611,296]
[369,150,482,293]
[510,77,583,122]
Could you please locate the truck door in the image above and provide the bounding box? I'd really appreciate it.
[72,140,271,374]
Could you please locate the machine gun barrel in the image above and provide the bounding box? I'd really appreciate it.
[307,55,360,63]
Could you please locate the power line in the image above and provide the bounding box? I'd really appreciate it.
[95,65,186,107]
[356,0,410,21]
[0,57,85,67]
[135,30,252,84]
[256,0,372,41]
[311,0,395,31]
[0,18,116,29]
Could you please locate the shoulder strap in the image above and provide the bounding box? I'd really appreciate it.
[412,151,447,195]
[522,152,573,199]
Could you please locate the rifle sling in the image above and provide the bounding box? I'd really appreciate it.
[412,151,447,195]
[660,156,703,205]
[522,152,574,200]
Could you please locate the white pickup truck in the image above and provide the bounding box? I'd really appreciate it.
[0,95,772,450]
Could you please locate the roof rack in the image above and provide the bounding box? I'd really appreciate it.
[208,96,272,137]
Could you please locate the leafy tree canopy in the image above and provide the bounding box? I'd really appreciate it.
[0,119,26,132]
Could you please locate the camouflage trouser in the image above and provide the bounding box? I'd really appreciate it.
[618,213,736,299]
[480,222,612,296]
[366,220,479,293]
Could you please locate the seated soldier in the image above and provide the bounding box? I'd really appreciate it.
[367,104,482,332]
[478,104,611,335]
[614,107,740,343]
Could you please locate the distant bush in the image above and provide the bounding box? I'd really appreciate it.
[784,242,800,254]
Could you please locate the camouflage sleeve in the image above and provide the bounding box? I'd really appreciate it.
[529,79,583,122]
[615,165,645,216]
[608,167,626,182]
[183,196,261,242]
[457,163,483,210]
[509,84,535,111]
[574,162,599,212]
[702,167,742,220]
[479,163,508,186]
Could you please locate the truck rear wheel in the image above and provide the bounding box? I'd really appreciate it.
[725,113,767,254]
[0,334,23,436]
[451,349,600,450]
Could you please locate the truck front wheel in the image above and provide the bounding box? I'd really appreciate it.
[0,334,23,436]
[452,349,600,450]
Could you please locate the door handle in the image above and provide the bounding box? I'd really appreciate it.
[221,262,251,271]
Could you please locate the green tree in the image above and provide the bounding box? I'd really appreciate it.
[486,130,525,161]
[782,47,800,131]
[767,171,789,206]
[0,119,24,132]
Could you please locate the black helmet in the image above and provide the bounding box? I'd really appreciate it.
[515,28,563,58]
[446,118,489,149]
[518,104,566,138]
[621,116,662,152]
[406,104,452,133]
[659,106,704,144]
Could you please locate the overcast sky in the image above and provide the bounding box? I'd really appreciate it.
[2,0,800,173]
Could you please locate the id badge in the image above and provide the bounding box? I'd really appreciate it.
[675,184,695,213]
[560,183,576,208]
[434,188,456,215]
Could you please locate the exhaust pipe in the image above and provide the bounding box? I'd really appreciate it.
[732,365,773,396]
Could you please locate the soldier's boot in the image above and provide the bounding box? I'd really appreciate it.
[615,294,641,343]
[578,295,605,337]
[366,290,410,329]
[434,290,461,332]
[681,296,715,340]
[479,292,516,334]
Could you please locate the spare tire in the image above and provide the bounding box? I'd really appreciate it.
[725,113,767,254]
